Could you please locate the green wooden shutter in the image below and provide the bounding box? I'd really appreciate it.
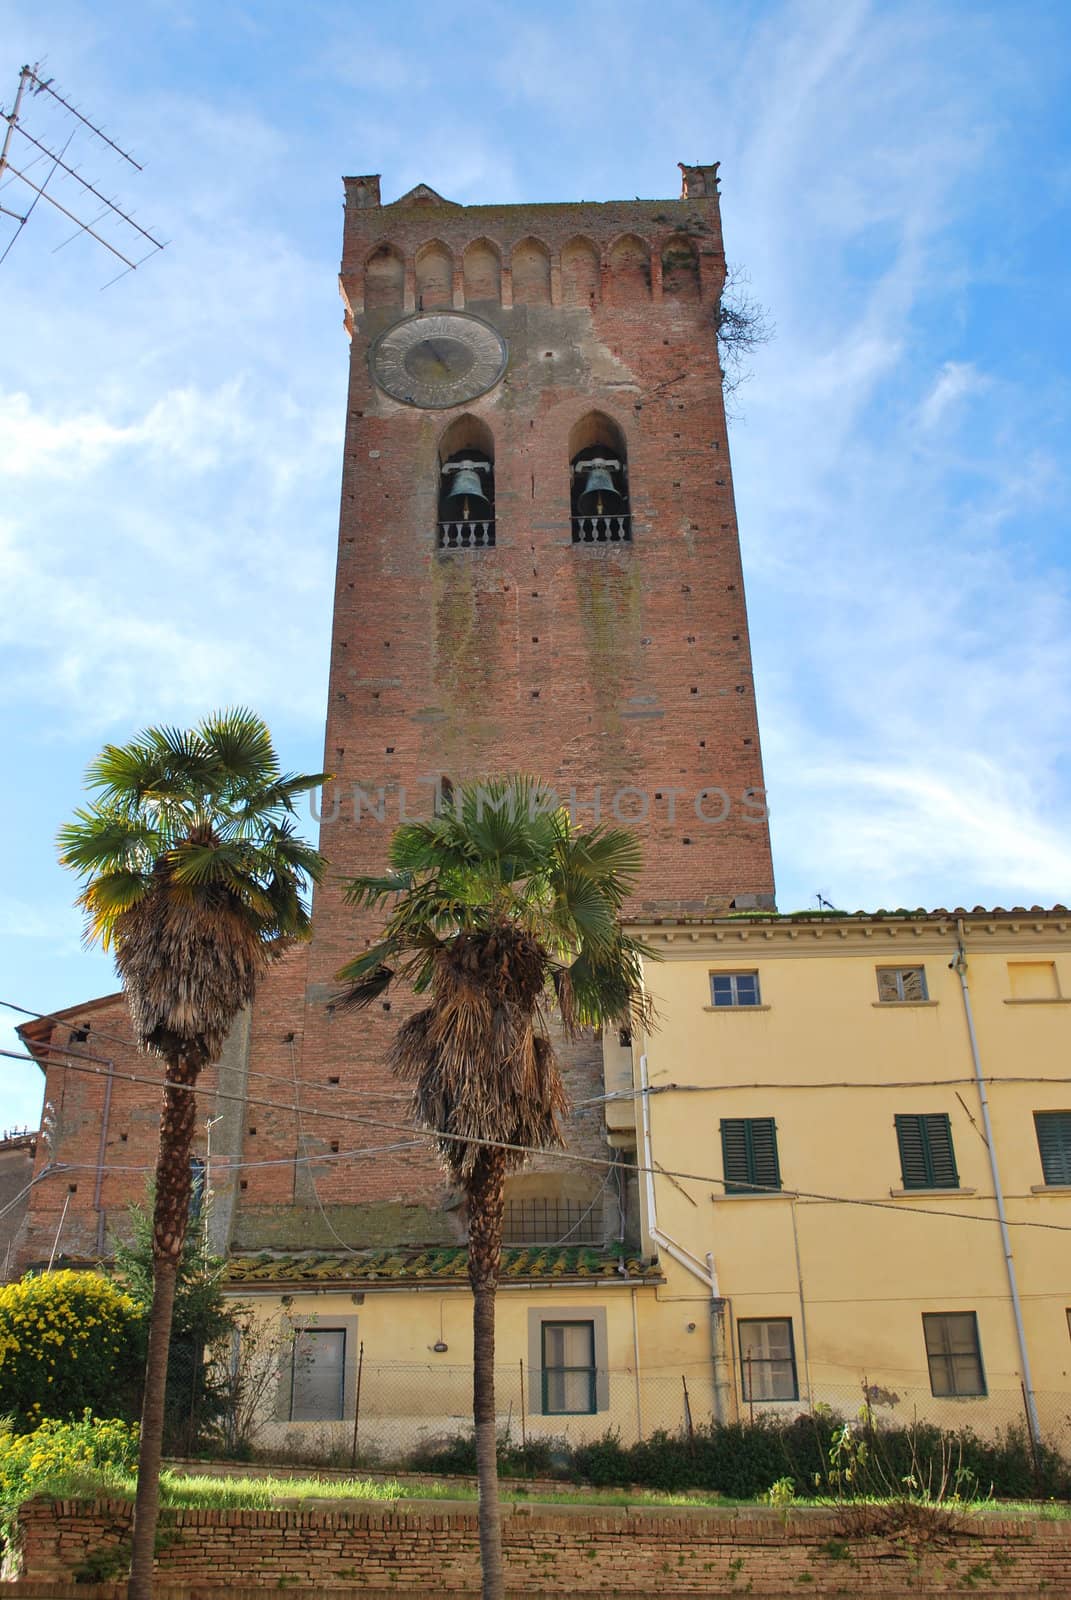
[748,1118,781,1191]
[922,1114,958,1187]
[721,1119,750,1192]
[895,1115,928,1187]
[1034,1112,1071,1185]
[721,1117,781,1193]
[895,1114,958,1189]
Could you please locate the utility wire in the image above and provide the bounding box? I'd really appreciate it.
[11,1001,1067,1112]
[6,1044,1071,1236]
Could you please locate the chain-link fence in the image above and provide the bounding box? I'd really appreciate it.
[216,1357,1069,1473]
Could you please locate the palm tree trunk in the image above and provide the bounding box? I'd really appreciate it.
[467,1148,507,1600]
[127,1054,200,1600]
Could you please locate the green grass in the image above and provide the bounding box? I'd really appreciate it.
[21,1467,1071,1519]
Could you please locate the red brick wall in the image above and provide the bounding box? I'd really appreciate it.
[232,168,775,1242]
[14,997,223,1270]
[12,1495,1071,1595]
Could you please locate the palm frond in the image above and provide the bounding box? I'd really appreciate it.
[59,713,324,1058]
[57,809,163,874]
[200,708,279,785]
[344,869,414,909]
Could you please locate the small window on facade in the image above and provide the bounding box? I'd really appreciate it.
[738,1318,798,1401]
[877,966,928,1002]
[1034,1111,1071,1185]
[895,1114,959,1190]
[541,1321,596,1414]
[721,1117,781,1194]
[922,1312,985,1397]
[439,449,494,549]
[290,1328,346,1421]
[189,1157,206,1222]
[710,971,761,1007]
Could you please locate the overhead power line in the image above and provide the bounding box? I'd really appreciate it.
[5,1042,1071,1236]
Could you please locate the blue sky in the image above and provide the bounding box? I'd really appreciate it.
[2,0,1069,1130]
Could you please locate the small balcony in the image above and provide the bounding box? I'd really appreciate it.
[571,513,632,545]
[438,519,496,550]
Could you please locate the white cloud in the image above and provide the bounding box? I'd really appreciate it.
[918,361,991,430]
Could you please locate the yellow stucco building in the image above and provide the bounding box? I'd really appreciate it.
[226,906,1070,1459]
[622,906,1071,1446]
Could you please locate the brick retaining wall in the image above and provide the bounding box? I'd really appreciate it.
[7,1495,1071,1596]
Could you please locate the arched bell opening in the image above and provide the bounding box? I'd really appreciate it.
[437,415,495,550]
[568,412,630,545]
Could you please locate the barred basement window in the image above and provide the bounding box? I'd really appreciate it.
[721,1117,781,1194]
[923,1312,986,1397]
[541,1321,596,1414]
[738,1318,798,1401]
[895,1113,959,1190]
[877,965,928,1002]
[1034,1111,1071,1185]
[503,1195,603,1245]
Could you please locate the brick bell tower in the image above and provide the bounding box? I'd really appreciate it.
[225,164,777,1255]
[11,165,778,1272]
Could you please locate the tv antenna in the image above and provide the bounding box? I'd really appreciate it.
[0,61,166,286]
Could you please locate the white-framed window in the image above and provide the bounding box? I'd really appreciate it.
[527,1305,609,1416]
[710,971,761,1008]
[541,1321,597,1415]
[738,1318,798,1401]
[922,1312,986,1397]
[876,966,928,1002]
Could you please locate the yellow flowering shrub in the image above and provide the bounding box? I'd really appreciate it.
[0,1411,138,1534]
[0,1271,143,1427]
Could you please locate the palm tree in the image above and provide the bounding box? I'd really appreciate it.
[58,710,325,1600]
[337,777,651,1600]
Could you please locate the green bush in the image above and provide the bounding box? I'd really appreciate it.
[111,1203,237,1455]
[0,1271,142,1428]
[406,1412,1069,1503]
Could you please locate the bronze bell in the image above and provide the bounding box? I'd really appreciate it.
[443,462,490,521]
[577,458,625,517]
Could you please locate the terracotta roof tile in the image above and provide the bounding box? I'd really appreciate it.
[226,1246,661,1287]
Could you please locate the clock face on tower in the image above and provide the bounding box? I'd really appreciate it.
[369,312,508,409]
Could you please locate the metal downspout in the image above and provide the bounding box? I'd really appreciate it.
[952,923,1040,1443]
[630,1285,644,1442]
[639,1052,726,1419]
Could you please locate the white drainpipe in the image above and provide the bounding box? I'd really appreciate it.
[639,1052,727,1417]
[952,927,1040,1444]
